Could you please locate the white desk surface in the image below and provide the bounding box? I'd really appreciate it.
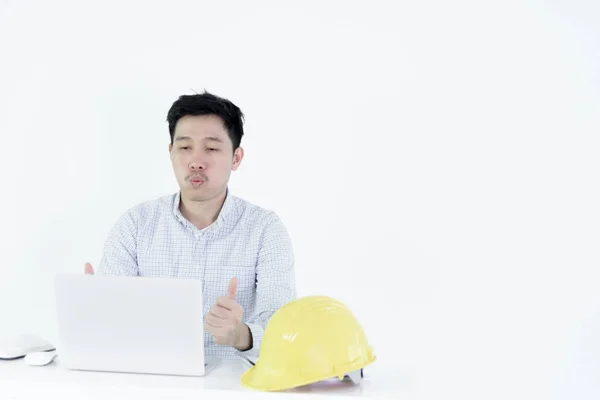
[0,356,401,400]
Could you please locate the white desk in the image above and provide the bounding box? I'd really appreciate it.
[0,356,400,400]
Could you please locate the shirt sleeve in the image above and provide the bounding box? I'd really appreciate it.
[96,210,140,276]
[237,211,297,359]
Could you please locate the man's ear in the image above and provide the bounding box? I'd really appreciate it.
[168,143,174,161]
[232,146,244,171]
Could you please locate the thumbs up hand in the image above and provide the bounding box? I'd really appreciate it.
[205,277,252,350]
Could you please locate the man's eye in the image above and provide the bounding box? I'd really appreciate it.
[207,148,219,152]
[180,146,190,150]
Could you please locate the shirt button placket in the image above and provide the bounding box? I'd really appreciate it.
[195,231,205,279]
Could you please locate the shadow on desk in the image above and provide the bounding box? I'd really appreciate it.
[283,377,368,395]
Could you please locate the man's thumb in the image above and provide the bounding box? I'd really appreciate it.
[227,277,237,300]
[84,263,95,275]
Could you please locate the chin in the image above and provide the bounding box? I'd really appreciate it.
[184,187,216,202]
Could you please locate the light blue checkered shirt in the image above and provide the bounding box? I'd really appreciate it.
[96,188,296,360]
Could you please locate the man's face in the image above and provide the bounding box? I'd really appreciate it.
[169,115,243,202]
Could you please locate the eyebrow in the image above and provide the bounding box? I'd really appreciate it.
[174,135,224,143]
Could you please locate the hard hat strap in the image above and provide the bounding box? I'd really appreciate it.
[346,369,364,384]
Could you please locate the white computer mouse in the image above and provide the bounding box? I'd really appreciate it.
[24,350,57,366]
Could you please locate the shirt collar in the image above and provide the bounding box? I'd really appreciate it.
[172,187,234,232]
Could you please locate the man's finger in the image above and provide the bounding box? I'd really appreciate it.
[205,323,220,335]
[205,323,228,338]
[205,316,224,329]
[84,263,94,275]
[208,307,229,320]
[216,296,237,311]
[227,277,237,301]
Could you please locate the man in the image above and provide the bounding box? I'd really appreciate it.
[83,91,297,361]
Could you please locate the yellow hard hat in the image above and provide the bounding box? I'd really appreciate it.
[240,295,376,391]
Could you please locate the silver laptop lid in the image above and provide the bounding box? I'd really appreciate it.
[54,274,205,376]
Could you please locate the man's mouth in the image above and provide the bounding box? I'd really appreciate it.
[189,175,206,185]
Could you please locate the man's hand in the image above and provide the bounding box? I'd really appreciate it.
[84,263,94,275]
[205,277,252,351]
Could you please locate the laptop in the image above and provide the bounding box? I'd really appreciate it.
[54,273,211,376]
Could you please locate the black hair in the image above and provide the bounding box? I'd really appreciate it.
[166,91,245,150]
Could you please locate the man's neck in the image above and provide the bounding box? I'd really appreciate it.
[179,190,227,230]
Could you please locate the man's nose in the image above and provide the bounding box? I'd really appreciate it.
[189,161,205,170]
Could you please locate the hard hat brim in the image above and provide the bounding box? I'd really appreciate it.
[240,355,376,392]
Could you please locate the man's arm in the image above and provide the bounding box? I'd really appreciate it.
[96,210,139,276]
[237,211,297,359]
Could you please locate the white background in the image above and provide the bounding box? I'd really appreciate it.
[1,0,599,398]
